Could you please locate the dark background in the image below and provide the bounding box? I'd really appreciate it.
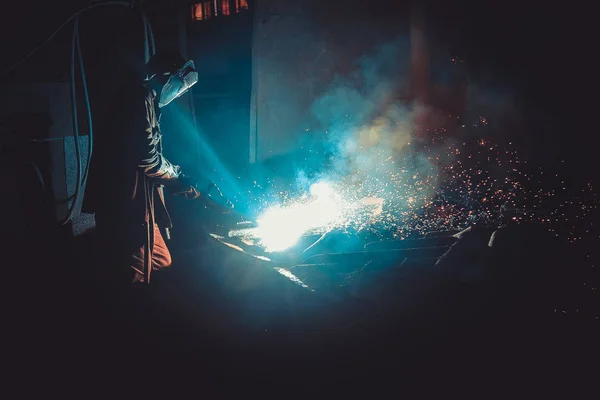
[1,0,597,392]
[1,0,595,166]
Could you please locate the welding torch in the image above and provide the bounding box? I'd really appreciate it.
[189,178,235,214]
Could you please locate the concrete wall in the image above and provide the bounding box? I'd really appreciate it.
[0,83,95,235]
[250,0,413,163]
[186,6,254,179]
[249,0,472,163]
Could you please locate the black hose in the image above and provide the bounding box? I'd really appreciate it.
[61,17,82,225]
[77,20,93,188]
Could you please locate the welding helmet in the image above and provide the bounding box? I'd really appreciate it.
[157,60,198,108]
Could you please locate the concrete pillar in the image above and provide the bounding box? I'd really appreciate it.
[178,4,200,167]
[248,0,262,163]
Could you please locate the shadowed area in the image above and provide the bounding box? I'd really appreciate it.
[1,0,597,392]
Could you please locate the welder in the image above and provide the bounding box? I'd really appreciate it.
[83,51,204,286]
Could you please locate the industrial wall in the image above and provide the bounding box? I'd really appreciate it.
[250,0,413,163]
[186,4,254,179]
[0,1,195,237]
[249,0,469,164]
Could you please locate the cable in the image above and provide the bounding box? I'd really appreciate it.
[147,14,156,56]
[77,19,93,190]
[141,12,156,63]
[57,14,94,208]
[62,2,143,224]
[28,161,46,192]
[3,0,152,225]
[1,1,133,76]
[61,17,82,225]
[142,14,150,63]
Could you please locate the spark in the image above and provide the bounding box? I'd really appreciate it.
[249,181,385,252]
[234,119,599,310]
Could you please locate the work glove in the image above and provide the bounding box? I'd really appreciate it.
[206,181,235,211]
[171,173,202,199]
[173,174,234,213]
[207,182,235,214]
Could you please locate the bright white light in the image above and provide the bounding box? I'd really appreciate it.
[309,181,334,197]
[254,181,341,252]
[230,180,384,253]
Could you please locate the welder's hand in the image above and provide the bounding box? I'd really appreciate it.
[212,198,234,214]
[202,181,234,213]
[177,185,202,200]
[171,173,201,199]
[198,193,234,214]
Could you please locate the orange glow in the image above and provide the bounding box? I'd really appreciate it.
[222,0,230,16]
[192,3,204,20]
[236,0,248,12]
[203,1,212,19]
[194,0,242,20]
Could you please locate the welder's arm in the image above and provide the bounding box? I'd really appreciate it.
[136,98,200,199]
[140,153,201,200]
